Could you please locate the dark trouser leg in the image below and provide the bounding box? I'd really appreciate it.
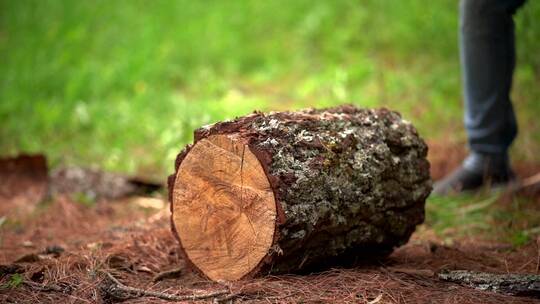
[460,0,526,173]
[433,0,527,195]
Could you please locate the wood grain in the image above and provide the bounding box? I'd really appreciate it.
[172,134,276,281]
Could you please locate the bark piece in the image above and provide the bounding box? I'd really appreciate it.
[0,154,48,215]
[50,166,162,200]
[438,270,540,298]
[169,105,432,281]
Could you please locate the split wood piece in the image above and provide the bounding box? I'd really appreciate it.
[506,171,540,195]
[521,172,540,189]
[169,105,432,281]
[438,270,540,298]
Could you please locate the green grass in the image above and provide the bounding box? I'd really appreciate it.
[1,0,539,178]
[427,193,540,246]
[2,274,23,289]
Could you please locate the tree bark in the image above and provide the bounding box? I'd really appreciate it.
[168,105,432,281]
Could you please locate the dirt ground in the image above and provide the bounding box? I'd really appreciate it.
[1,143,540,303]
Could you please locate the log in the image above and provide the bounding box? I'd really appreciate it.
[168,105,432,281]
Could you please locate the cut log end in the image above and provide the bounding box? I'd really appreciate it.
[172,134,277,281]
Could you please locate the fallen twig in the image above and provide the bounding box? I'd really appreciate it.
[458,195,498,214]
[23,280,69,293]
[438,270,540,298]
[152,266,184,282]
[212,292,242,303]
[99,270,229,302]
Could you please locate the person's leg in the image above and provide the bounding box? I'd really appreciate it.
[462,0,525,155]
[434,0,527,195]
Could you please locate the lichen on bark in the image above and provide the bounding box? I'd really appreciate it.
[179,105,432,275]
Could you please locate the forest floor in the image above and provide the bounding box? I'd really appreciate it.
[1,142,540,304]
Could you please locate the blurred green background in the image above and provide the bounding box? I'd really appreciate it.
[1,0,539,179]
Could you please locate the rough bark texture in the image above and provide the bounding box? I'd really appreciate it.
[169,105,432,278]
[439,270,540,298]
